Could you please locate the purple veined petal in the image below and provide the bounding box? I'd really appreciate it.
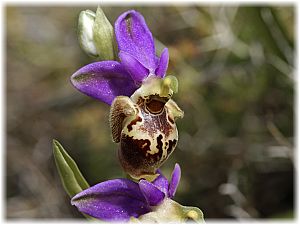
[152,169,169,195]
[155,48,169,78]
[71,61,137,105]
[115,10,157,72]
[71,179,150,222]
[119,51,149,84]
[168,163,181,198]
[139,179,165,206]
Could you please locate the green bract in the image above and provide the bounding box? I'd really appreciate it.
[52,140,89,197]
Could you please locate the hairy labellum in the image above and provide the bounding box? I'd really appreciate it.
[110,75,184,180]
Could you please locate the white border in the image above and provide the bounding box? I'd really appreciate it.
[1,1,298,225]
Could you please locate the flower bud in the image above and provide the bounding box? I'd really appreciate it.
[78,10,98,57]
[78,7,115,60]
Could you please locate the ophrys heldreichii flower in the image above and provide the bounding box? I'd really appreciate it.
[71,10,183,180]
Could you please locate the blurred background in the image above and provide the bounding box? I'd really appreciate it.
[6,5,295,220]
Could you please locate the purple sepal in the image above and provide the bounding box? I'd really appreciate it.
[139,179,165,206]
[152,169,169,195]
[155,48,169,78]
[71,179,150,222]
[70,61,137,105]
[168,163,181,198]
[115,10,157,73]
[119,51,149,84]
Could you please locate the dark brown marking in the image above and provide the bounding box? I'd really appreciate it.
[156,134,163,155]
[119,134,153,178]
[168,115,175,124]
[119,134,163,177]
[136,97,144,106]
[146,99,165,115]
[167,139,177,155]
[164,141,168,149]
[120,134,151,164]
[127,116,142,132]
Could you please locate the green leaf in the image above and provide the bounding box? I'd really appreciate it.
[52,139,89,197]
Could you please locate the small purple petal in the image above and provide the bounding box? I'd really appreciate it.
[71,179,150,222]
[71,61,137,105]
[139,179,165,206]
[119,51,149,84]
[155,48,169,78]
[115,10,157,73]
[168,163,181,198]
[152,169,169,195]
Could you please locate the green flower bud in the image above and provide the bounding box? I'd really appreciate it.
[78,7,115,60]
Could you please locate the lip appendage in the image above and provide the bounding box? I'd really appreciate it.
[109,75,184,181]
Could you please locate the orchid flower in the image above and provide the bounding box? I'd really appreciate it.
[71,163,203,222]
[71,10,169,105]
[71,9,184,181]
